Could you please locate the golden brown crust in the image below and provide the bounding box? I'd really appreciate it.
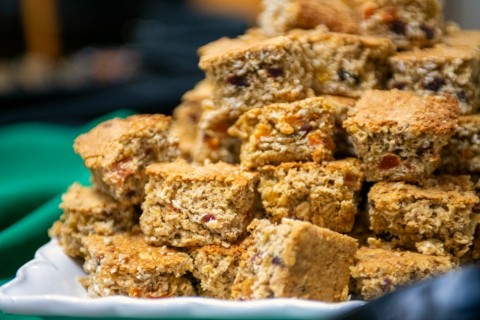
[82,233,193,273]
[199,36,294,70]
[258,0,360,35]
[293,0,360,34]
[390,46,478,62]
[228,97,336,169]
[344,90,460,135]
[146,160,258,186]
[74,114,172,168]
[370,175,478,205]
[60,183,120,214]
[458,114,480,126]
[232,218,358,302]
[350,246,454,300]
[288,28,395,50]
[443,30,480,48]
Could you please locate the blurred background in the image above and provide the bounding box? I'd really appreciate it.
[0,0,260,125]
[0,0,476,125]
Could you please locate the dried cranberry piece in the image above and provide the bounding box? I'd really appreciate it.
[424,78,445,92]
[378,154,401,170]
[389,20,406,35]
[420,24,435,40]
[227,75,249,87]
[267,67,284,78]
[201,214,216,223]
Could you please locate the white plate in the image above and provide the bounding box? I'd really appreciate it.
[0,240,365,319]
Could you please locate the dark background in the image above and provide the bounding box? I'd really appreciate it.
[0,0,248,125]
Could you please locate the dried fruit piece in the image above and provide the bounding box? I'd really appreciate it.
[227,75,249,87]
[378,154,401,170]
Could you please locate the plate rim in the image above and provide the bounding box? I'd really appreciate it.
[0,239,365,319]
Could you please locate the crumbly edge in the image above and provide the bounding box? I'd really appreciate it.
[297,31,394,97]
[190,244,245,299]
[171,101,203,160]
[202,37,313,118]
[232,219,357,302]
[191,104,241,164]
[81,234,195,298]
[90,132,179,203]
[50,205,137,259]
[140,177,256,247]
[440,115,480,173]
[388,52,480,115]
[356,0,443,49]
[368,178,479,257]
[230,98,336,170]
[350,247,454,300]
[258,0,359,35]
[258,159,363,232]
[347,128,451,182]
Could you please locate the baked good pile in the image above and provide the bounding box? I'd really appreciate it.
[49,0,480,301]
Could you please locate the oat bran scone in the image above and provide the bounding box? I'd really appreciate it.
[350,247,455,300]
[48,183,138,259]
[368,175,480,257]
[141,161,258,247]
[288,28,395,98]
[388,46,480,115]
[228,97,336,170]
[258,158,363,233]
[199,35,313,120]
[74,114,179,204]
[171,80,213,160]
[351,0,443,50]
[81,233,195,298]
[231,218,358,301]
[189,241,246,299]
[258,0,360,36]
[343,90,459,182]
[440,115,480,173]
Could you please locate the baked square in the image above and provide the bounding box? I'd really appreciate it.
[228,97,336,170]
[350,247,454,300]
[140,161,258,247]
[199,35,313,120]
[343,90,459,182]
[258,159,363,233]
[368,175,479,257]
[388,46,480,115]
[231,218,358,302]
[81,232,195,298]
[49,183,138,259]
[189,242,246,299]
[353,0,443,49]
[289,29,395,98]
[74,114,179,204]
[440,115,480,173]
[258,0,360,35]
